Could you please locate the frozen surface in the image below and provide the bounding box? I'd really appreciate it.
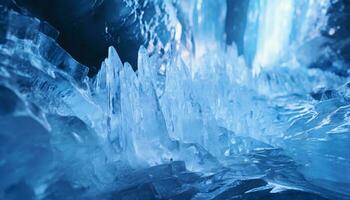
[0,0,350,199]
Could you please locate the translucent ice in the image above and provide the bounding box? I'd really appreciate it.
[244,0,331,74]
[1,0,350,199]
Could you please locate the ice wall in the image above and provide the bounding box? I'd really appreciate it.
[244,0,331,74]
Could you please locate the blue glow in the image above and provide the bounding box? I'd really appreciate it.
[252,0,294,74]
[0,1,349,199]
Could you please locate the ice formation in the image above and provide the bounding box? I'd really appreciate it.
[0,0,350,199]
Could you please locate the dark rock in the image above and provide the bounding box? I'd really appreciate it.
[111,182,158,200]
[4,181,35,200]
[212,179,268,200]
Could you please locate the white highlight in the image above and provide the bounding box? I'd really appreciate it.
[252,0,294,75]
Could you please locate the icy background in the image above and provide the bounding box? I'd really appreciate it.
[0,0,349,199]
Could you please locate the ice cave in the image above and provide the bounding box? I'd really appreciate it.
[0,0,349,199]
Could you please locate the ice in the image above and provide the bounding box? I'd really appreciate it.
[1,0,350,199]
[119,48,172,166]
[244,0,331,74]
[109,161,199,200]
[90,46,123,149]
[0,6,127,197]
